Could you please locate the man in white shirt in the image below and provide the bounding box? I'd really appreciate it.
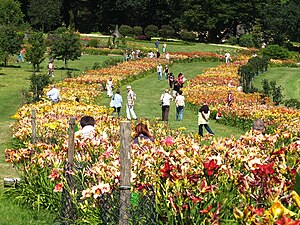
[75,116,95,139]
[46,84,60,103]
[157,64,163,81]
[126,85,137,120]
[160,89,173,121]
[225,52,231,63]
[113,89,123,117]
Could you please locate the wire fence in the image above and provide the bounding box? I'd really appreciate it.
[57,119,158,225]
[60,160,158,225]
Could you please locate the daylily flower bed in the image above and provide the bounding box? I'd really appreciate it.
[183,63,300,135]
[5,52,300,224]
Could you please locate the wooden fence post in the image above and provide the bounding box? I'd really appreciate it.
[61,116,76,224]
[31,109,36,144]
[119,121,131,225]
[67,117,75,164]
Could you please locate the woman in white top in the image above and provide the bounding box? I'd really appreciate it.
[198,104,214,137]
[175,90,185,121]
[160,89,173,121]
[106,77,113,97]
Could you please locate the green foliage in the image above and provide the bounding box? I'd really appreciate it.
[239,34,255,47]
[82,47,124,56]
[86,39,99,48]
[158,25,175,39]
[133,26,143,36]
[5,168,61,213]
[0,0,24,28]
[144,25,158,38]
[238,56,269,93]
[261,79,271,96]
[0,26,23,66]
[29,73,50,102]
[47,27,82,69]
[260,44,290,60]
[119,25,133,36]
[228,36,238,45]
[179,31,196,42]
[270,81,284,105]
[260,79,284,106]
[283,98,300,109]
[28,0,62,32]
[25,32,47,72]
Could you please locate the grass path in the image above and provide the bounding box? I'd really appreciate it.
[252,67,300,101]
[100,61,245,138]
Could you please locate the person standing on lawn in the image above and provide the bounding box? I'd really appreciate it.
[164,65,169,81]
[198,104,214,137]
[175,90,185,121]
[157,63,163,81]
[112,89,123,117]
[160,89,173,122]
[168,72,175,89]
[126,85,137,120]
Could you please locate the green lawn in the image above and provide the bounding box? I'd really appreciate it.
[100,61,245,138]
[0,45,298,224]
[252,67,300,101]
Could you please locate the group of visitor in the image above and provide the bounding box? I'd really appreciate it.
[125,49,141,61]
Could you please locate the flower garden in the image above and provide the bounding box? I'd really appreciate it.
[5,51,300,224]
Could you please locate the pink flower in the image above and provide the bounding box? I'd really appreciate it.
[164,136,174,146]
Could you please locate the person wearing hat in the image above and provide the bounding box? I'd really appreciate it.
[252,118,266,134]
[160,89,173,122]
[126,85,137,120]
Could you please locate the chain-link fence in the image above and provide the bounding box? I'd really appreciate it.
[60,160,158,225]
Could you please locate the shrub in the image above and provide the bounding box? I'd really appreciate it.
[179,31,196,41]
[260,44,290,60]
[133,26,143,36]
[87,39,99,48]
[135,35,149,41]
[144,25,158,38]
[158,25,175,39]
[29,73,50,102]
[284,99,300,109]
[239,34,255,47]
[119,25,133,36]
[228,36,238,45]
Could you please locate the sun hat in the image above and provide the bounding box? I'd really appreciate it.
[126,85,131,89]
[252,119,265,131]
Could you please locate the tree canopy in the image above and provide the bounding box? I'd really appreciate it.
[13,0,300,43]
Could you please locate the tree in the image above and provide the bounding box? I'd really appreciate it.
[0,26,23,66]
[0,0,24,27]
[260,0,300,44]
[28,0,62,32]
[29,73,50,102]
[25,32,47,72]
[47,27,81,69]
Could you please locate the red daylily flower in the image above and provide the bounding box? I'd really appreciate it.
[191,195,203,204]
[200,205,212,214]
[275,215,300,225]
[204,159,219,176]
[160,161,175,178]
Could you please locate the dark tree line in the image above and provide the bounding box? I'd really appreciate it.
[6,0,300,44]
